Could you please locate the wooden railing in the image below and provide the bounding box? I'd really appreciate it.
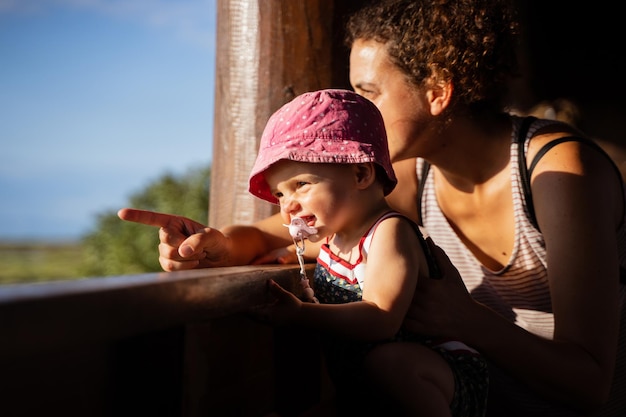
[0,265,331,417]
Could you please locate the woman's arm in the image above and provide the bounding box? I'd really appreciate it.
[118,208,298,270]
[404,137,622,413]
[516,136,620,409]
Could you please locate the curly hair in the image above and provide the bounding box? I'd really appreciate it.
[345,0,521,113]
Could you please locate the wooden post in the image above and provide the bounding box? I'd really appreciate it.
[209,0,365,228]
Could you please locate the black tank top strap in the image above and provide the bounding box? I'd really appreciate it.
[528,136,618,179]
[417,160,431,226]
[518,116,624,231]
[516,116,538,228]
[386,211,441,279]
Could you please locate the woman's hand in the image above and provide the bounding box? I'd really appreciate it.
[251,245,300,265]
[404,241,476,339]
[117,208,233,271]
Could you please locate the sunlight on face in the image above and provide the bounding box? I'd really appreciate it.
[264,161,357,242]
[349,39,430,162]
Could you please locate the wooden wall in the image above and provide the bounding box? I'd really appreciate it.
[208,0,365,229]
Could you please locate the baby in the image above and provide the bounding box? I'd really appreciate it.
[248,89,488,417]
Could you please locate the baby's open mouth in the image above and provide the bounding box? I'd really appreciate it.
[301,215,316,226]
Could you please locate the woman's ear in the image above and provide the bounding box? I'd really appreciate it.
[426,79,453,116]
[353,163,377,190]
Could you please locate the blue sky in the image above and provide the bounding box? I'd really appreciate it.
[0,0,216,241]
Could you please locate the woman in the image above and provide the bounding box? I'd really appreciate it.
[119,0,625,415]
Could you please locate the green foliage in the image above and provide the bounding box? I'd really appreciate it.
[0,242,84,284]
[79,165,211,277]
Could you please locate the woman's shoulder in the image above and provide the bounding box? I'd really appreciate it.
[520,116,615,178]
[512,114,625,231]
[524,118,587,156]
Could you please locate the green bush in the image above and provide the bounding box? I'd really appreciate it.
[80,165,211,277]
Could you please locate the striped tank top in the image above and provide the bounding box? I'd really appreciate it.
[417,115,626,415]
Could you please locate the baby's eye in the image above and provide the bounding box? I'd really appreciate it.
[296,181,308,188]
[273,191,284,199]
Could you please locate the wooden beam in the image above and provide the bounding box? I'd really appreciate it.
[209,0,365,228]
[0,265,318,417]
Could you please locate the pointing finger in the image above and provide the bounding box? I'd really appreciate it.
[117,208,178,228]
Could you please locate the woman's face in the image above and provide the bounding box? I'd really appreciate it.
[349,39,431,162]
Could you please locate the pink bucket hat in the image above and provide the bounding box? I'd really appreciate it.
[249,89,397,204]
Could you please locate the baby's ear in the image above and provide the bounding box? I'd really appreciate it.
[353,163,377,190]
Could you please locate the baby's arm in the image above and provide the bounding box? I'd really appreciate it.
[258,217,423,341]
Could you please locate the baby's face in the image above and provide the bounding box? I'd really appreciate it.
[265,160,356,242]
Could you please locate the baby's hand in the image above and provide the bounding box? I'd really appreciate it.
[248,279,302,326]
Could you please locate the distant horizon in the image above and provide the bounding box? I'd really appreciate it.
[0,236,82,244]
[0,0,216,241]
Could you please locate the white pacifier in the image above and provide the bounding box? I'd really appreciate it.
[283,217,319,303]
[284,217,318,240]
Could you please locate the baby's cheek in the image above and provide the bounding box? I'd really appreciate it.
[279,209,291,224]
